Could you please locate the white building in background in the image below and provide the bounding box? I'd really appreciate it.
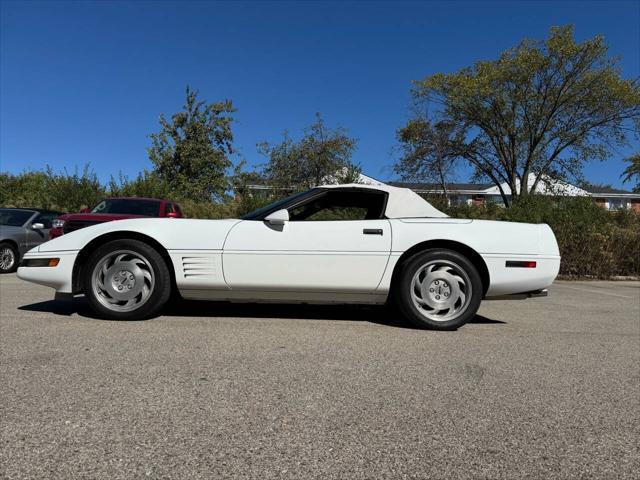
[352,173,386,186]
[245,172,640,212]
[389,173,640,212]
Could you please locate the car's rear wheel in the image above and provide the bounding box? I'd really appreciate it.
[0,242,18,273]
[83,239,171,320]
[395,249,482,330]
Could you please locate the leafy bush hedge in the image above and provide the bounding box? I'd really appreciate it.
[2,169,638,278]
[0,168,236,220]
[0,167,105,213]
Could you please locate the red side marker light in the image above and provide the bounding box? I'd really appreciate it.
[506,260,537,268]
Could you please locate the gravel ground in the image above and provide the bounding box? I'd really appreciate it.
[1,273,639,479]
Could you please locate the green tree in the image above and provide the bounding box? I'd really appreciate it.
[0,165,105,212]
[621,152,640,192]
[395,118,464,198]
[228,160,266,197]
[258,113,360,190]
[0,171,49,208]
[46,165,105,211]
[0,166,104,212]
[409,25,640,206]
[148,86,236,202]
[107,170,172,198]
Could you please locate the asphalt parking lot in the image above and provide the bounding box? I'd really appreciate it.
[1,274,638,479]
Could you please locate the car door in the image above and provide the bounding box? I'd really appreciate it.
[24,212,54,250]
[222,189,392,292]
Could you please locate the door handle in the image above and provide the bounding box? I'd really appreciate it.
[363,228,383,235]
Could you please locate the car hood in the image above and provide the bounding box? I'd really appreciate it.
[38,217,242,252]
[57,213,148,222]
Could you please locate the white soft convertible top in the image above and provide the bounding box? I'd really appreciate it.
[321,183,448,218]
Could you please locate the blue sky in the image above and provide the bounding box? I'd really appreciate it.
[1,0,638,188]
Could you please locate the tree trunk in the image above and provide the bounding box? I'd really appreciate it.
[438,165,448,203]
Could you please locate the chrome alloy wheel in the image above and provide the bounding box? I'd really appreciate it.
[91,250,155,312]
[410,259,472,322]
[0,247,16,271]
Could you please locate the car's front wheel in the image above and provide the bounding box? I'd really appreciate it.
[83,239,171,320]
[0,242,18,273]
[395,249,483,330]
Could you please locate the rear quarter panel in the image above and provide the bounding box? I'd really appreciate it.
[384,218,560,296]
[390,218,543,255]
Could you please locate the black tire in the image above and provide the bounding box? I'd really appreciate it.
[83,239,171,320]
[0,242,19,273]
[394,249,483,330]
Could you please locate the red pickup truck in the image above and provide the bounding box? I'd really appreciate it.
[49,197,183,239]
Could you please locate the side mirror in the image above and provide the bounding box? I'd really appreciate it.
[264,209,289,226]
[32,223,45,230]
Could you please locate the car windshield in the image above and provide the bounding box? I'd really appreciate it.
[241,189,318,220]
[0,209,34,227]
[91,199,161,216]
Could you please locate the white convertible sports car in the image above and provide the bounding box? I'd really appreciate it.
[17,184,560,329]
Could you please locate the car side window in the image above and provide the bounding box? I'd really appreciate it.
[288,190,387,221]
[34,212,56,229]
[93,201,107,213]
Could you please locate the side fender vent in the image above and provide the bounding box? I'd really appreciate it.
[182,256,216,278]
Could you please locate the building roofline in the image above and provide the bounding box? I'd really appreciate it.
[408,188,494,195]
[589,192,640,198]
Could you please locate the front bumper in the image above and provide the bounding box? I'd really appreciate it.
[17,250,78,293]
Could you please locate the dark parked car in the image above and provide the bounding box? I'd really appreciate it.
[0,208,64,273]
[49,197,183,239]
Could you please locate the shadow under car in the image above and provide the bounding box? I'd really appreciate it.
[18,296,505,328]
